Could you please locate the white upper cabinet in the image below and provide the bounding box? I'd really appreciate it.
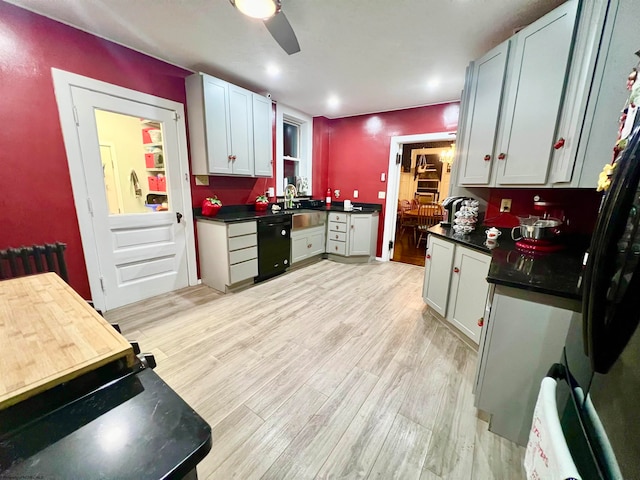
[457,42,510,185]
[186,73,273,178]
[252,94,274,177]
[456,0,581,188]
[495,0,578,185]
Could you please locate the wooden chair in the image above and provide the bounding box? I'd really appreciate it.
[397,200,416,238]
[415,203,444,246]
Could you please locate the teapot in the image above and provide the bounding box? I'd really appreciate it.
[485,227,502,240]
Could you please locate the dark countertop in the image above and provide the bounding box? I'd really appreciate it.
[0,367,212,480]
[427,225,586,301]
[195,201,382,223]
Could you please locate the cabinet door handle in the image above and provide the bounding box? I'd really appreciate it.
[426,254,431,259]
[483,154,491,162]
[308,244,312,248]
[351,225,354,229]
[228,154,233,161]
[478,318,484,327]
[553,137,565,149]
[453,267,460,273]
[497,153,506,160]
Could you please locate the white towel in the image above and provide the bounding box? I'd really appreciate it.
[524,377,582,480]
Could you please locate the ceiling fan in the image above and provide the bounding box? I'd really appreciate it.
[229,0,301,55]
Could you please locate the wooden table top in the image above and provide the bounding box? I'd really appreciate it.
[0,273,134,411]
[403,208,444,218]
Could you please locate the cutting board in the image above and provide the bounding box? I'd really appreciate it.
[0,273,135,411]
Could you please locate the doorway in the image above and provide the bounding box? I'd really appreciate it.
[382,133,456,264]
[52,69,197,311]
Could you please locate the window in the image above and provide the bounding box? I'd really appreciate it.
[276,104,312,196]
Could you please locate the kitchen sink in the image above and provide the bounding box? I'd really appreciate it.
[291,210,326,230]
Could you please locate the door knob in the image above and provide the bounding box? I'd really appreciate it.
[484,154,491,161]
[176,212,183,223]
[453,267,460,273]
[477,318,484,327]
[426,254,431,259]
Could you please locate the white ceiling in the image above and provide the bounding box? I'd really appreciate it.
[6,0,565,118]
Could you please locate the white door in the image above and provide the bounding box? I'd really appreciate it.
[71,86,189,310]
[422,235,455,316]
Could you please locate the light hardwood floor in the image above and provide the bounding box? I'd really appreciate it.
[106,260,525,480]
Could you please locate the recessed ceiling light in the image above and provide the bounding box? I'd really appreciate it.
[427,78,441,89]
[266,64,280,77]
[328,95,340,109]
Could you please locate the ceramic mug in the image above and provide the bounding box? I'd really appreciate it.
[485,227,502,240]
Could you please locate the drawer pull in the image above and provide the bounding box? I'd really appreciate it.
[453,267,460,273]
[308,244,312,248]
[336,234,339,239]
[478,318,484,327]
[483,154,491,161]
[335,245,339,251]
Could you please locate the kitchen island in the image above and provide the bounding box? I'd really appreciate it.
[424,225,585,447]
[0,273,212,479]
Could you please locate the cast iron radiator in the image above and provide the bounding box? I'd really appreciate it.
[0,242,69,282]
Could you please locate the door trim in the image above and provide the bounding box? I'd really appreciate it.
[52,68,197,310]
[382,132,456,262]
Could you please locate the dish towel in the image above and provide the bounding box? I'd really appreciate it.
[524,377,582,480]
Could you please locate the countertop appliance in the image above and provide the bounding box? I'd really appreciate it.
[256,215,292,282]
[537,104,640,479]
[440,196,472,226]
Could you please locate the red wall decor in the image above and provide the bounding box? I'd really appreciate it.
[318,103,460,256]
[483,188,601,235]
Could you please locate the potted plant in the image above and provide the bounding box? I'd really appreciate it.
[202,196,222,217]
[255,193,269,212]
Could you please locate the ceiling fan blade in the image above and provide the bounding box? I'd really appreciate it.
[264,11,300,55]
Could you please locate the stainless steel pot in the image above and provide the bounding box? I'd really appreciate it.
[511,218,562,241]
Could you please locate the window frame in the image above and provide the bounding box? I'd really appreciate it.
[275,103,312,196]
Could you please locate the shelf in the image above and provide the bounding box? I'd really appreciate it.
[146,167,165,172]
[148,191,167,195]
[143,142,163,148]
[141,120,160,126]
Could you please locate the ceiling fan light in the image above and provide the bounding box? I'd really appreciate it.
[233,0,279,19]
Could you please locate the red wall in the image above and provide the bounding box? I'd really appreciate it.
[0,2,281,299]
[484,188,601,234]
[317,103,460,255]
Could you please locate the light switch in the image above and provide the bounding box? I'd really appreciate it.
[267,187,275,197]
[381,173,386,182]
[353,190,359,198]
[378,191,386,199]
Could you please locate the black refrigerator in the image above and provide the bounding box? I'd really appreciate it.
[555,108,640,479]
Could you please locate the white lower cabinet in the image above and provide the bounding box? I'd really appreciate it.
[196,219,258,292]
[326,212,379,260]
[291,225,325,264]
[423,235,490,344]
[474,285,578,446]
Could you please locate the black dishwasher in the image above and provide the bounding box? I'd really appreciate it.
[256,215,292,283]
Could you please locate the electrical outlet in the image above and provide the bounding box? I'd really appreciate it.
[500,199,512,212]
[353,190,359,198]
[378,191,386,199]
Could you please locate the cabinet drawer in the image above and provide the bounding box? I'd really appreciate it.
[229,246,257,265]
[228,233,257,251]
[229,259,258,284]
[328,231,347,242]
[228,221,257,237]
[329,222,348,233]
[327,239,347,256]
[328,213,348,223]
